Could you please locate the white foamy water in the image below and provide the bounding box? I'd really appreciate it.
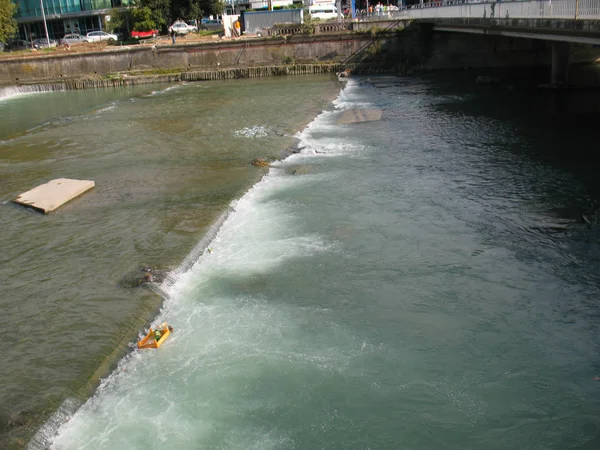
[233,125,269,138]
[0,85,64,102]
[32,75,600,450]
[145,85,183,97]
[45,104,354,449]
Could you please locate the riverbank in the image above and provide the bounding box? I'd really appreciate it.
[0,30,405,86]
[3,25,600,95]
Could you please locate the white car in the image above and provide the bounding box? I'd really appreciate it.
[168,22,196,35]
[85,31,118,42]
[60,34,91,45]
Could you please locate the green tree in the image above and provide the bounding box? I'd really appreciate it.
[140,0,171,30]
[106,8,132,35]
[0,0,17,44]
[132,7,157,31]
[170,0,222,23]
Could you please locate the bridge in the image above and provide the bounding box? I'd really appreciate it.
[387,0,600,85]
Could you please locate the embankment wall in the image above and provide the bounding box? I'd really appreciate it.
[0,34,396,85]
[1,25,597,87]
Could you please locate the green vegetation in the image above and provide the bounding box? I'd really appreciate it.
[298,20,317,35]
[196,29,221,36]
[0,0,17,44]
[132,7,158,32]
[107,0,223,36]
[126,67,184,75]
[141,0,170,30]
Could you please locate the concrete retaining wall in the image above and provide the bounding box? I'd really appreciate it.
[0,34,386,85]
[2,25,595,87]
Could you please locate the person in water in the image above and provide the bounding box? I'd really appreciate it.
[136,272,154,287]
[154,325,173,343]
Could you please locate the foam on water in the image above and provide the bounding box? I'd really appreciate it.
[94,101,119,114]
[45,87,355,450]
[233,125,269,138]
[331,79,373,110]
[145,85,183,97]
[0,85,64,102]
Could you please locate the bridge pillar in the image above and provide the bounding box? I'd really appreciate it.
[551,42,570,88]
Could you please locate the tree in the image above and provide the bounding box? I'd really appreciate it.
[105,8,133,35]
[131,7,157,31]
[0,0,17,44]
[170,0,223,23]
[139,0,171,30]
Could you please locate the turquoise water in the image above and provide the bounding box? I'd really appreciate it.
[0,76,341,448]
[34,77,600,449]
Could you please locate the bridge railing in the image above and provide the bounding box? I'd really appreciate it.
[390,0,600,20]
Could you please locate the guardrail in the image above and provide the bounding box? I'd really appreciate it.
[266,22,353,36]
[390,0,600,20]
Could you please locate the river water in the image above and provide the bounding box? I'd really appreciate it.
[2,72,600,449]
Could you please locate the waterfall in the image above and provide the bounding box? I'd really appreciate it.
[0,83,66,101]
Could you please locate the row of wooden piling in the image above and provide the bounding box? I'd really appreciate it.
[16,64,355,93]
[182,64,345,81]
[17,63,405,93]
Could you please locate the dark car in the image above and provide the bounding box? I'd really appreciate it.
[32,38,58,49]
[6,39,30,51]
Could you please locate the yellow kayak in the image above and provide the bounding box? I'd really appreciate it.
[137,322,172,349]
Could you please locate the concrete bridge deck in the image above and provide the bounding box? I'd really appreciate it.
[389,0,600,44]
[382,0,600,85]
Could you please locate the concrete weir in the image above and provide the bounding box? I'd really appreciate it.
[13,178,95,213]
[337,109,383,124]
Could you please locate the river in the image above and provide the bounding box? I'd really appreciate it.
[2,72,600,449]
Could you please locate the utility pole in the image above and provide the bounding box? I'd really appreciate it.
[39,0,50,46]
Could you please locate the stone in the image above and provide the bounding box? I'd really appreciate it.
[337,109,383,124]
[13,178,95,214]
[251,158,270,167]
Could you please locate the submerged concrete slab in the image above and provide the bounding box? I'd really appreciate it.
[337,109,383,125]
[13,178,95,214]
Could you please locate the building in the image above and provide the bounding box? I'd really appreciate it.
[13,0,132,41]
[224,0,306,15]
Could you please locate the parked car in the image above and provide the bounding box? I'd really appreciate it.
[131,29,159,39]
[85,31,118,42]
[309,5,339,20]
[60,34,90,45]
[168,21,196,35]
[32,38,58,49]
[199,19,223,30]
[3,39,30,51]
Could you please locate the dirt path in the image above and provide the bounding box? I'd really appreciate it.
[0,33,223,60]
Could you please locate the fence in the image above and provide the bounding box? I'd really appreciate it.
[244,9,305,35]
[391,0,600,20]
[267,21,353,36]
